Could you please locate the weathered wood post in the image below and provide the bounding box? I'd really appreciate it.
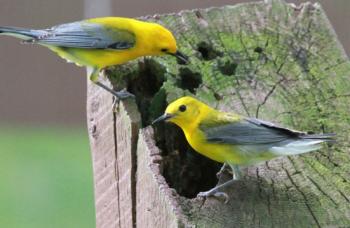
[87,0,350,227]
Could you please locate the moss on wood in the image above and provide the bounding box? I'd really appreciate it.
[101,0,350,226]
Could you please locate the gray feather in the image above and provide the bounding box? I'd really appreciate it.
[202,118,302,145]
[0,26,47,40]
[200,117,334,156]
[38,22,135,49]
[0,21,136,49]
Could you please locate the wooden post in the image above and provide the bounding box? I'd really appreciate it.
[87,0,350,227]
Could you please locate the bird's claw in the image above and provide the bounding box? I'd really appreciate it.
[112,89,135,112]
[197,190,230,204]
[214,192,230,204]
[216,168,226,179]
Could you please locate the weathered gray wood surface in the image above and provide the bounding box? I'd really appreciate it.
[87,77,140,228]
[87,0,350,227]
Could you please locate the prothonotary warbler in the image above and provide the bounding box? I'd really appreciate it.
[0,17,188,99]
[153,96,335,202]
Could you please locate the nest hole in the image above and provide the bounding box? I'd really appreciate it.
[154,123,221,198]
[176,68,202,93]
[254,46,264,54]
[127,59,166,126]
[126,59,221,198]
[197,41,223,60]
[217,59,237,76]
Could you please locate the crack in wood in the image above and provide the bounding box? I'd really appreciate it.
[113,113,122,228]
[255,78,285,118]
[283,164,321,228]
[306,175,338,207]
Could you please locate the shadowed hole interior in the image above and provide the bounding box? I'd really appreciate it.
[197,41,223,60]
[176,67,202,93]
[218,59,237,76]
[125,59,221,198]
[153,119,221,198]
[127,59,166,126]
[254,46,264,53]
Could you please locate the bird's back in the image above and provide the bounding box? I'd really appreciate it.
[190,111,334,165]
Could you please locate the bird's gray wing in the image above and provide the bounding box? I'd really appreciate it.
[33,21,135,49]
[200,117,304,145]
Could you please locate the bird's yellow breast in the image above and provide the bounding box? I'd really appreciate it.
[49,47,141,68]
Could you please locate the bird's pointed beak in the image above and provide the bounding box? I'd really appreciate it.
[152,113,174,125]
[169,51,189,64]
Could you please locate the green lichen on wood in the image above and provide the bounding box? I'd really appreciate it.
[107,0,350,226]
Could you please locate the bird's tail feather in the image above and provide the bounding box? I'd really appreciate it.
[301,133,336,141]
[0,26,45,41]
[270,133,335,156]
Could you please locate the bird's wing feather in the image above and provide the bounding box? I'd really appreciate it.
[34,21,135,49]
[200,117,304,145]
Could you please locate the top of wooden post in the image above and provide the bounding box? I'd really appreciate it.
[87,0,350,227]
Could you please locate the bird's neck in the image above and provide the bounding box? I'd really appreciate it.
[179,105,217,134]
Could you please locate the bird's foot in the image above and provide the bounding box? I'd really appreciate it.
[197,178,236,203]
[197,190,230,204]
[94,81,134,101]
[112,89,135,112]
[112,88,135,100]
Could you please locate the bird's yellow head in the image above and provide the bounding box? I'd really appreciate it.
[152,96,212,130]
[147,23,189,64]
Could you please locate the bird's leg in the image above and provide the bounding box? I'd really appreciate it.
[94,82,134,113]
[216,163,229,178]
[231,164,242,180]
[197,164,241,203]
[94,81,134,100]
[88,67,135,100]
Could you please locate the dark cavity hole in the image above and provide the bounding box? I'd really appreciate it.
[126,59,166,126]
[119,58,220,199]
[217,59,237,76]
[214,92,223,101]
[176,68,202,93]
[197,41,223,61]
[254,46,264,54]
[153,120,221,198]
[294,47,309,73]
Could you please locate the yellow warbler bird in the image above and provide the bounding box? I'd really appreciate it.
[0,17,188,98]
[153,96,335,202]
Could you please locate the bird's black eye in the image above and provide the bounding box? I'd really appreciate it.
[179,105,186,112]
[161,48,168,52]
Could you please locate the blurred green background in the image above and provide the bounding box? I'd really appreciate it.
[0,127,94,228]
[0,0,348,228]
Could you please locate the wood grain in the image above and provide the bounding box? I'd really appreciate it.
[87,0,350,227]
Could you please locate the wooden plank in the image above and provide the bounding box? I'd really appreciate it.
[87,76,141,228]
[115,100,141,228]
[136,127,188,228]
[87,77,120,228]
